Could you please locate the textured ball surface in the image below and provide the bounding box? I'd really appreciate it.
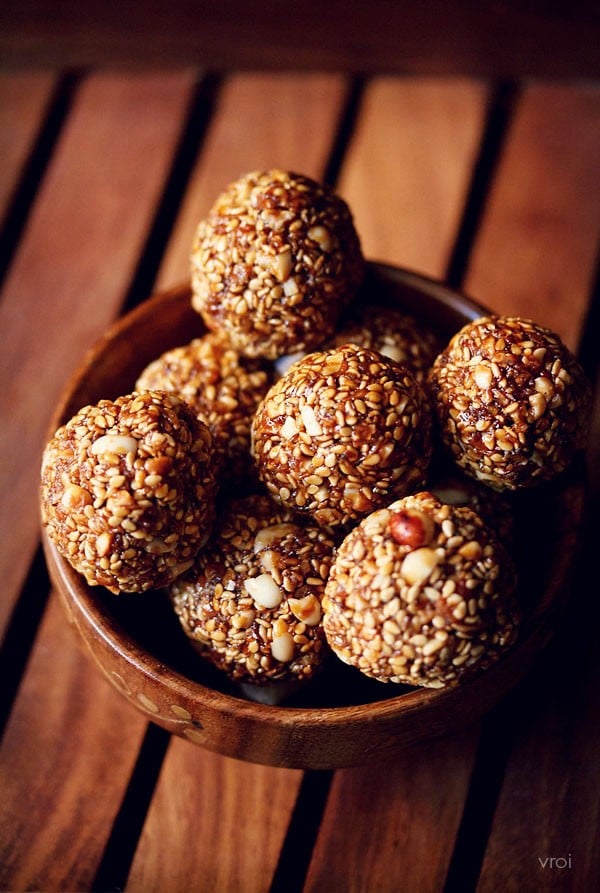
[170,494,335,684]
[328,303,441,384]
[429,315,590,490]
[323,491,519,687]
[41,391,217,593]
[136,332,272,484]
[252,343,433,530]
[190,169,364,359]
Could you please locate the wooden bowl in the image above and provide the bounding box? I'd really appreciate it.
[42,262,585,769]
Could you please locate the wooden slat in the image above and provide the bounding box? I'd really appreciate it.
[126,740,302,893]
[476,645,600,892]
[0,71,57,223]
[305,732,477,893]
[0,1,598,78]
[127,70,350,891]
[0,71,198,891]
[465,83,600,893]
[0,596,149,892]
[465,83,600,350]
[339,77,489,275]
[0,70,197,643]
[304,76,490,893]
[156,71,348,289]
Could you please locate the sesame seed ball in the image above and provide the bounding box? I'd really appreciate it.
[169,494,335,686]
[430,471,514,545]
[429,315,591,490]
[328,304,441,384]
[40,391,218,594]
[190,169,364,359]
[322,491,520,688]
[251,343,433,530]
[135,332,272,485]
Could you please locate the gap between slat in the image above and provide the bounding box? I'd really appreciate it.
[0,545,51,743]
[444,80,520,290]
[91,724,172,893]
[119,71,223,314]
[322,77,366,188]
[269,771,335,893]
[575,248,600,384]
[0,70,82,291]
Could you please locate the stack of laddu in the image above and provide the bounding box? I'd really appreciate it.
[40,169,591,700]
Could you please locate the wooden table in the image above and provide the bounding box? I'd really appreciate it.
[0,64,599,892]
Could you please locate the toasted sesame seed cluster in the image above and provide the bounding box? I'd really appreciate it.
[135,331,272,485]
[190,169,364,359]
[323,492,519,687]
[251,343,433,530]
[41,169,592,697]
[327,304,441,384]
[170,494,335,685]
[429,315,591,490]
[429,471,514,545]
[41,391,217,593]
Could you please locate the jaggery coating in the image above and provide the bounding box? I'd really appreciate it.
[135,332,272,484]
[323,492,519,687]
[251,343,433,530]
[170,494,335,684]
[41,391,217,593]
[429,315,591,490]
[429,471,514,545]
[328,303,441,384]
[190,169,364,359]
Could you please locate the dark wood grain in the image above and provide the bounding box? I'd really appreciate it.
[1,1,599,77]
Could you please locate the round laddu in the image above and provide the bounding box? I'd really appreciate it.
[169,494,336,685]
[328,303,441,384]
[40,391,218,594]
[135,332,272,485]
[429,315,591,490]
[251,343,433,530]
[322,492,519,688]
[429,470,514,545]
[190,169,364,359]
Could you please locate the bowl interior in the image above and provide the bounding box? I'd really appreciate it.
[43,262,585,766]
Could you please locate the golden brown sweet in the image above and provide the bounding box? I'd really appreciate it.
[135,332,272,485]
[429,315,591,490]
[40,391,217,593]
[251,343,433,530]
[322,492,519,687]
[169,494,335,686]
[190,169,364,359]
[328,303,441,384]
